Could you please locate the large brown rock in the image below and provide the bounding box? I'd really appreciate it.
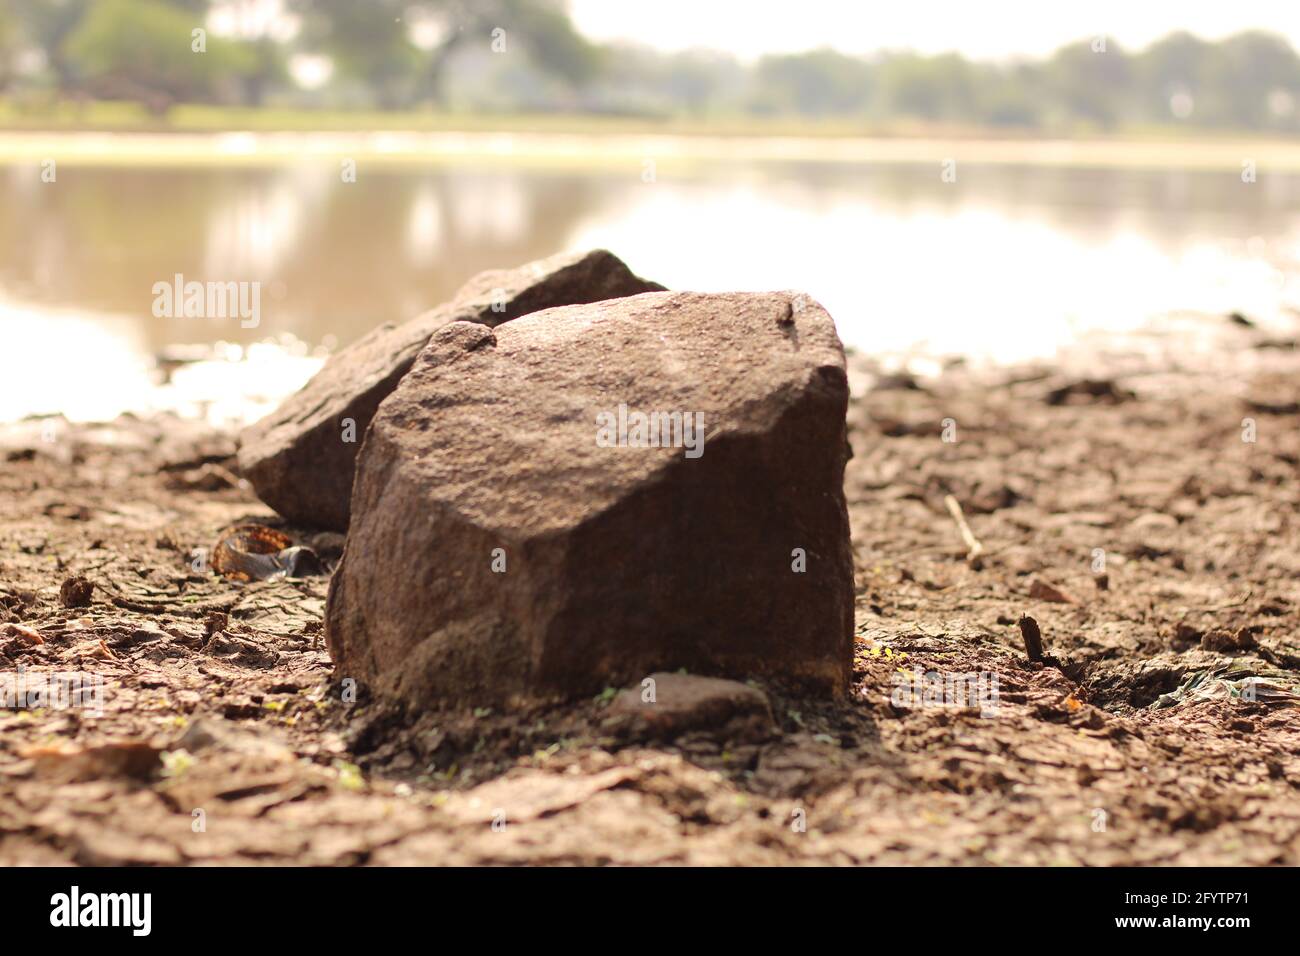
[237,250,663,530]
[327,290,854,707]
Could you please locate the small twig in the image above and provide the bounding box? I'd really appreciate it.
[1017,614,1044,662]
[1194,589,1253,610]
[77,555,119,575]
[1017,614,1069,672]
[943,494,984,568]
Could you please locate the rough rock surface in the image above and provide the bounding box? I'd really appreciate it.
[327,290,854,706]
[238,250,664,531]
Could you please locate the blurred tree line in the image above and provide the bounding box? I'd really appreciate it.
[2,1,1300,131]
[0,0,599,114]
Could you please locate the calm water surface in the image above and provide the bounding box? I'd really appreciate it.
[4,157,1300,421]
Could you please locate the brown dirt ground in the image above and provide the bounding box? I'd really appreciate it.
[1,318,1299,866]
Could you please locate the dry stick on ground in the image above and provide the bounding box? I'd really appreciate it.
[943,494,984,568]
[1017,614,1068,672]
[1018,614,1045,662]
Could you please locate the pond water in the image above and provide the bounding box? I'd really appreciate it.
[3,154,1300,421]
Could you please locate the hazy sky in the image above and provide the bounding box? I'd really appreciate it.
[569,0,1300,60]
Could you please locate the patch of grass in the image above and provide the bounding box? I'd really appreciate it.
[160,749,194,779]
[0,99,884,136]
[7,97,1297,144]
[332,759,364,791]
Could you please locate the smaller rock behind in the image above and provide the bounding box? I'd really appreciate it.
[607,673,776,742]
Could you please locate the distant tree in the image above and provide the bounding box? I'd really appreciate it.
[1201,31,1300,129]
[584,42,743,117]
[1042,41,1133,129]
[9,0,93,92]
[0,7,15,92]
[488,0,597,88]
[235,35,288,107]
[63,0,251,114]
[1135,31,1213,123]
[874,52,979,122]
[657,49,746,117]
[201,0,294,107]
[752,48,872,117]
[290,0,418,109]
[290,0,596,109]
[972,62,1045,128]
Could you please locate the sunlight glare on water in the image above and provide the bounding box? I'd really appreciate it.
[3,295,322,425]
[570,181,1296,360]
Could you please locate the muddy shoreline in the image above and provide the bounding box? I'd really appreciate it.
[1,330,1298,866]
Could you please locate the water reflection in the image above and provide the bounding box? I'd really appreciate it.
[0,164,616,358]
[202,170,307,279]
[2,158,1300,421]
